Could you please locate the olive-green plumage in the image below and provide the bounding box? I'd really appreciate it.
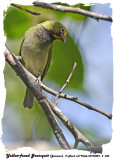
[19,21,67,109]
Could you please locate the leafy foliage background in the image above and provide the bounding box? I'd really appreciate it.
[3,3,112,150]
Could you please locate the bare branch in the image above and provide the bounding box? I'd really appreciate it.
[5,48,95,150]
[55,62,77,106]
[4,48,70,150]
[11,3,40,15]
[33,1,113,22]
[39,82,112,120]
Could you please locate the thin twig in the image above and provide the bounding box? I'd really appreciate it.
[39,82,112,120]
[5,48,70,150]
[47,98,94,149]
[74,140,79,149]
[11,3,40,15]
[33,1,113,22]
[55,62,77,106]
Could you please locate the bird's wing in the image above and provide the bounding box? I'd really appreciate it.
[19,38,25,65]
[41,45,53,81]
[19,37,25,56]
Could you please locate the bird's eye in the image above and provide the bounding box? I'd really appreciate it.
[62,28,64,32]
[61,29,64,36]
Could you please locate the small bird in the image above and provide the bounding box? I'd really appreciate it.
[19,21,67,109]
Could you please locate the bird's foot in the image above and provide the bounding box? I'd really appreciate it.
[35,75,41,84]
[35,76,42,91]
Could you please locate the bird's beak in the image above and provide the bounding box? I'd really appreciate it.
[61,35,67,43]
[54,34,67,43]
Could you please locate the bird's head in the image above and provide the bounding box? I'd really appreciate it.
[42,21,67,43]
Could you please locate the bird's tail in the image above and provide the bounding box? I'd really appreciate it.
[23,88,34,109]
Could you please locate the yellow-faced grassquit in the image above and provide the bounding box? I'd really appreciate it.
[19,21,67,109]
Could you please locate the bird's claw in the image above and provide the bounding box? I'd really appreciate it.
[35,75,41,85]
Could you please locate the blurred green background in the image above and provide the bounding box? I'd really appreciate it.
[3,2,112,151]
